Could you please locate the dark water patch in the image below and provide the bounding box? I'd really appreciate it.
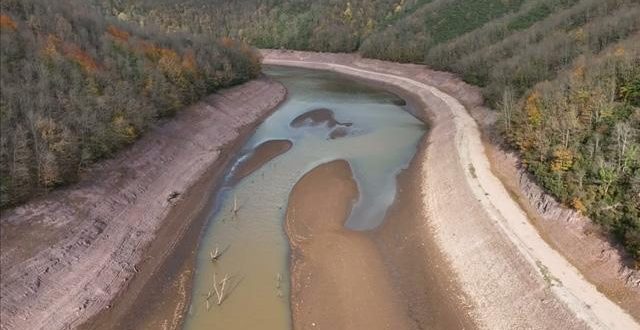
[329,127,350,140]
[290,108,353,128]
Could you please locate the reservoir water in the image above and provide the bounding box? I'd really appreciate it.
[183,66,426,329]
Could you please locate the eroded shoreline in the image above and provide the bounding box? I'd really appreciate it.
[0,77,287,330]
[2,51,638,330]
[263,50,639,329]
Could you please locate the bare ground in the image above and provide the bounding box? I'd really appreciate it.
[284,160,412,330]
[372,133,476,329]
[228,139,293,185]
[0,77,286,330]
[289,108,350,128]
[283,76,475,329]
[263,50,639,329]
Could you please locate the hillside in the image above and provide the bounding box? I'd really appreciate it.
[94,0,428,52]
[0,0,261,208]
[104,0,639,259]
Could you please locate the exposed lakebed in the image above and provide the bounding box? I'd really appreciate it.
[183,66,426,329]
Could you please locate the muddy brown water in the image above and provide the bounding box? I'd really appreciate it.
[182,66,464,329]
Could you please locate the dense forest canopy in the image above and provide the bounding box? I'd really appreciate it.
[95,0,430,52]
[102,0,639,259]
[502,38,640,261]
[0,0,261,208]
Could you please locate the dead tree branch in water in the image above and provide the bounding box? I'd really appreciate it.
[231,193,240,218]
[209,244,230,262]
[213,273,230,305]
[233,194,238,213]
[205,290,213,310]
[276,272,284,298]
[210,247,220,262]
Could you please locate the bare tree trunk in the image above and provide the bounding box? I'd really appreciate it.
[213,273,230,305]
[233,194,238,214]
[500,88,515,134]
[205,290,212,311]
[26,111,42,185]
[210,244,229,262]
[210,246,220,262]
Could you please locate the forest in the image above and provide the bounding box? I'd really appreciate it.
[1,0,638,258]
[102,0,639,259]
[93,0,430,53]
[502,38,640,260]
[0,0,261,208]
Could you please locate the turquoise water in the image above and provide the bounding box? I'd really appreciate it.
[183,66,426,329]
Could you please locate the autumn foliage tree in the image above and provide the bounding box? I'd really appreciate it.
[0,0,262,207]
[504,41,640,260]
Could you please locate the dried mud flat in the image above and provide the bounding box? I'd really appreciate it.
[228,139,293,185]
[0,77,286,330]
[289,108,351,128]
[290,108,354,140]
[285,160,411,330]
[284,156,476,330]
[263,50,640,329]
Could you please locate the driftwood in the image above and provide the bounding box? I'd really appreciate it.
[232,193,240,216]
[209,244,230,262]
[205,290,213,311]
[276,272,284,298]
[167,191,180,203]
[213,273,230,305]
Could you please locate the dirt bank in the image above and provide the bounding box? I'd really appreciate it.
[0,76,286,330]
[285,160,412,330]
[263,50,639,329]
[372,134,476,329]
[228,139,293,185]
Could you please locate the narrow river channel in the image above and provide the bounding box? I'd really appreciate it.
[183,66,426,329]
